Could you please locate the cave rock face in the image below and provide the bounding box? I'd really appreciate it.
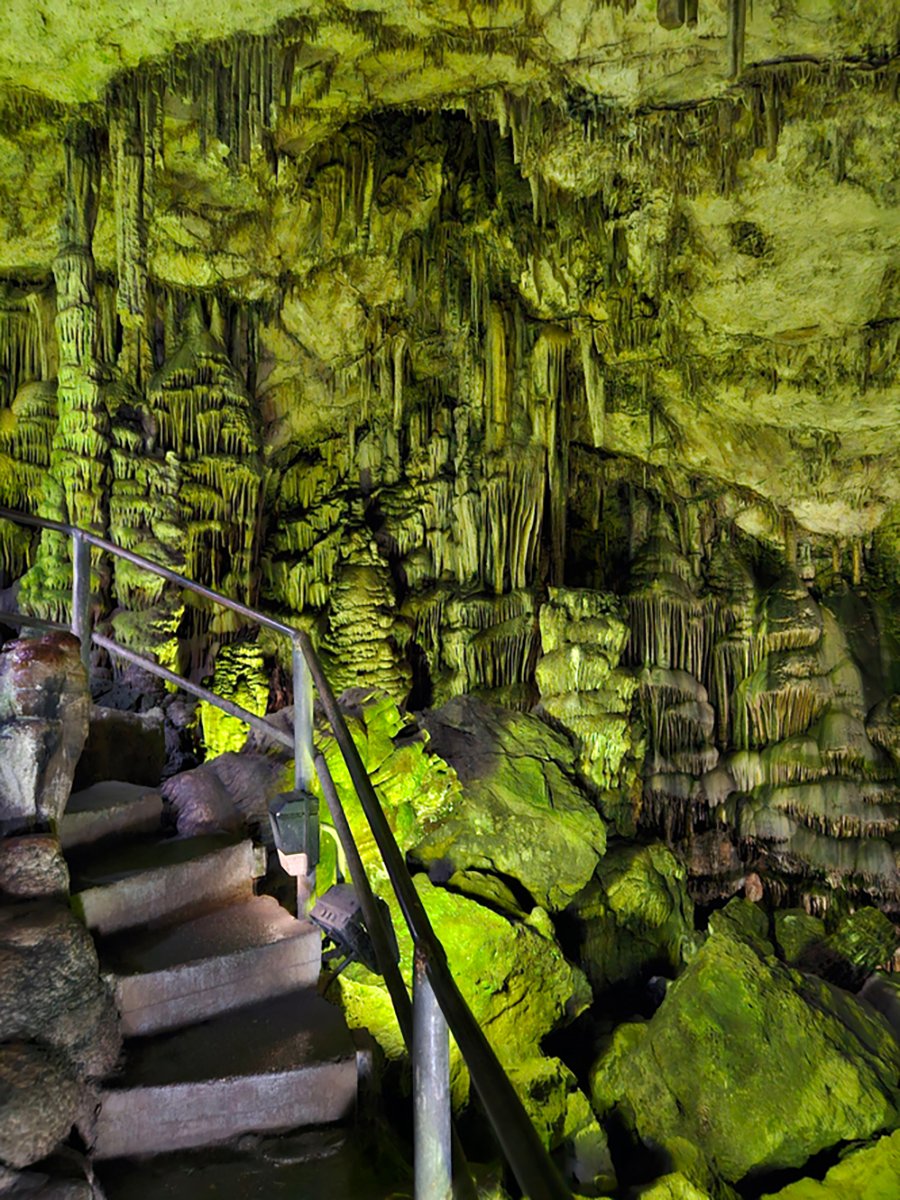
[0,634,89,834]
[414,695,607,911]
[589,900,900,1185]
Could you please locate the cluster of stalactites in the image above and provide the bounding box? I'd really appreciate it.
[17,126,109,623]
[104,303,263,664]
[623,512,900,902]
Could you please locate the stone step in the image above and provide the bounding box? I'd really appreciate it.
[92,991,360,1159]
[94,1129,403,1199]
[69,834,266,935]
[101,895,322,1036]
[60,781,164,850]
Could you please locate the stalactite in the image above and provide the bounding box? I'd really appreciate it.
[109,74,155,389]
[727,0,747,80]
[18,122,108,622]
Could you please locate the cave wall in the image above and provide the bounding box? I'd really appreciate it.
[0,11,898,913]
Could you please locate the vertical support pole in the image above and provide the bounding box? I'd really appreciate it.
[292,636,315,913]
[71,530,92,674]
[414,948,452,1200]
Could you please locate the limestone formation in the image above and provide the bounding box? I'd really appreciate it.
[0,3,898,1195]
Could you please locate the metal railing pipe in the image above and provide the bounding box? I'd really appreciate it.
[71,530,92,671]
[315,753,414,1045]
[414,948,453,1200]
[294,629,572,1200]
[0,612,69,633]
[0,507,297,641]
[316,754,477,1200]
[293,638,315,793]
[92,632,294,752]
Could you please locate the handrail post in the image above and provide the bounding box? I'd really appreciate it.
[292,635,316,912]
[414,948,452,1200]
[71,530,92,674]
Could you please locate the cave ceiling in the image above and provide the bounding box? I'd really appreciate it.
[1,1,897,548]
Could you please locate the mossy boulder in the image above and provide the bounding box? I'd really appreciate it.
[774,908,827,965]
[337,874,590,1119]
[315,690,462,887]
[570,841,698,998]
[775,906,899,989]
[633,1175,713,1200]
[412,697,607,910]
[589,901,900,1184]
[760,1129,900,1199]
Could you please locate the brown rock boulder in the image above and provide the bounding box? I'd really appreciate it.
[0,902,120,1078]
[0,636,89,834]
[0,1043,85,1170]
[0,837,69,899]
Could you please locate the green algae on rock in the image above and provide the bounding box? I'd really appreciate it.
[412,696,607,911]
[760,1129,900,1200]
[589,900,900,1185]
[336,874,590,1113]
[568,841,698,998]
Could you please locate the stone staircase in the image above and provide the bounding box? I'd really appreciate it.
[60,781,362,1165]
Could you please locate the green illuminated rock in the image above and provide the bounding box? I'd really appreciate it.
[633,1176,712,1200]
[589,901,900,1184]
[198,642,269,759]
[412,697,607,911]
[337,874,590,1116]
[760,1130,900,1200]
[569,841,697,997]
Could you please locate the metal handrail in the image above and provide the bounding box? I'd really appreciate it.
[0,505,572,1200]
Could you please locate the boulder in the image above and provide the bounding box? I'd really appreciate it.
[569,842,697,999]
[413,697,606,910]
[506,1056,616,1196]
[0,1043,84,1170]
[820,907,899,984]
[0,635,89,833]
[590,901,900,1184]
[0,1166,92,1199]
[633,1176,713,1200]
[760,1129,900,1199]
[0,902,121,1078]
[162,751,289,836]
[0,837,69,899]
[337,875,590,1113]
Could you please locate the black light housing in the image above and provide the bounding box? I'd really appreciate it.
[268,789,320,866]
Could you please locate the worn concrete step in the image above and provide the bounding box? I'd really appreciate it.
[101,895,322,1036]
[60,781,164,850]
[69,835,266,935]
[95,1129,404,1199]
[93,990,360,1159]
